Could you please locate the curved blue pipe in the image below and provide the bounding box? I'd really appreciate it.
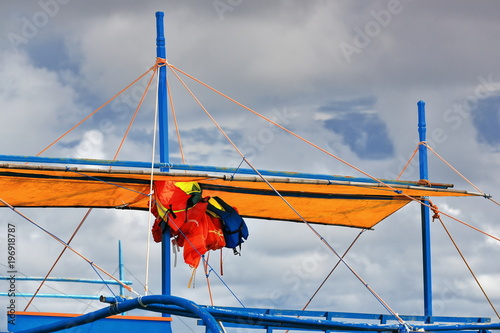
[15,295,224,333]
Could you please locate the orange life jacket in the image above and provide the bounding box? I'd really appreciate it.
[151,181,226,268]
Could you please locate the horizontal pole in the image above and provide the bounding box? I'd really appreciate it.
[136,303,494,331]
[0,154,166,169]
[0,292,100,300]
[0,276,132,286]
[15,295,224,333]
[0,154,451,187]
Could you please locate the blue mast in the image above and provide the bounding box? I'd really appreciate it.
[156,11,173,328]
[418,100,433,321]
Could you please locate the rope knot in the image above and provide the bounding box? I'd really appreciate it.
[156,57,168,66]
[429,200,440,221]
[417,179,432,187]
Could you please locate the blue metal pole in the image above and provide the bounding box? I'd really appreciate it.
[156,11,169,171]
[118,240,124,297]
[0,154,452,187]
[418,100,433,321]
[118,240,125,316]
[156,12,172,327]
[16,295,224,333]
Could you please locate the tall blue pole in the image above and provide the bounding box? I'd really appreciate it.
[118,240,124,296]
[418,100,432,321]
[156,11,169,170]
[118,240,125,315]
[156,12,172,328]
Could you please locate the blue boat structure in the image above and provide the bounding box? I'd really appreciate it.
[1,11,499,333]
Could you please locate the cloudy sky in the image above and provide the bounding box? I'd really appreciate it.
[1,1,500,332]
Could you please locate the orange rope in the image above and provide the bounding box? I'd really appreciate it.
[167,61,500,241]
[167,66,247,160]
[396,143,499,241]
[24,208,93,311]
[166,64,484,206]
[0,198,135,293]
[167,62,407,325]
[396,144,420,180]
[166,61,500,319]
[423,143,500,207]
[401,143,498,208]
[421,197,500,242]
[112,67,158,160]
[166,63,411,192]
[24,64,161,302]
[303,230,364,309]
[34,65,157,157]
[167,78,186,164]
[284,230,366,333]
[435,208,500,319]
[203,253,215,306]
[422,143,486,195]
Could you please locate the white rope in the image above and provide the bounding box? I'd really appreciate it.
[144,67,160,295]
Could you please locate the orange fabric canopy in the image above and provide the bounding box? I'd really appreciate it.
[0,164,479,229]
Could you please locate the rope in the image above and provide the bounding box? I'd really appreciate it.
[419,198,500,242]
[23,65,155,304]
[89,262,118,300]
[24,208,93,311]
[145,63,162,295]
[167,77,186,164]
[167,66,406,324]
[390,141,500,241]
[283,230,366,333]
[231,159,245,179]
[203,253,215,306]
[0,197,137,295]
[422,143,499,206]
[432,203,500,319]
[302,230,365,311]
[33,65,157,158]
[396,145,420,180]
[64,168,150,198]
[165,213,246,308]
[112,67,157,160]
[166,63,405,193]
[166,63,500,254]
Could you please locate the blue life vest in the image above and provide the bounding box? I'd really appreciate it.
[207,196,249,254]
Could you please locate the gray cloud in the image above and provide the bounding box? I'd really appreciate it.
[1,1,500,332]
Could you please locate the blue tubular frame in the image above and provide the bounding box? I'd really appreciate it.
[418,100,433,320]
[11,296,494,333]
[0,154,455,189]
[14,296,224,333]
[155,11,173,327]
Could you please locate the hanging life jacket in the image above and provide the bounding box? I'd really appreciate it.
[175,198,226,268]
[151,182,226,268]
[207,196,249,255]
[151,181,202,241]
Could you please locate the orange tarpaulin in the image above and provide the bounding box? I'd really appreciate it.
[0,164,480,229]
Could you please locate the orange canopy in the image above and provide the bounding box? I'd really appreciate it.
[0,163,480,229]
